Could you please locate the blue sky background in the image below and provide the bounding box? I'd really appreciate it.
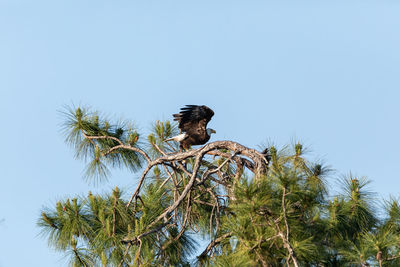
[1,0,400,266]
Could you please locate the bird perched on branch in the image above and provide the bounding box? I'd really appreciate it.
[166,105,216,150]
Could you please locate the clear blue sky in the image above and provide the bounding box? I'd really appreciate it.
[1,0,400,266]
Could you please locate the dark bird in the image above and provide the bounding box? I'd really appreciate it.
[166,105,216,150]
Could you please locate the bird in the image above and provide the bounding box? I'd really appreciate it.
[165,105,216,150]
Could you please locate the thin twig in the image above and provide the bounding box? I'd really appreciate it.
[112,194,117,237]
[82,131,151,162]
[148,152,203,228]
[277,186,299,267]
[122,223,168,244]
[210,204,216,240]
[198,153,236,185]
[199,232,232,258]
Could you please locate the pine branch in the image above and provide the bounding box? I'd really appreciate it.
[198,232,232,258]
[278,186,299,267]
[126,141,268,209]
[83,133,151,163]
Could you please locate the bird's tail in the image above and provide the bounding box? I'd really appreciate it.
[165,133,187,142]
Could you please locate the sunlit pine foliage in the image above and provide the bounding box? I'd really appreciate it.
[38,106,400,266]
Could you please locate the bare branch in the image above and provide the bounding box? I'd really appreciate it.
[198,232,232,258]
[121,223,169,245]
[81,131,151,163]
[148,152,204,228]
[198,152,236,185]
[127,163,154,209]
[120,140,270,260]
[277,187,299,267]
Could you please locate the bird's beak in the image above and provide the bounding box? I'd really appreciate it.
[211,129,216,134]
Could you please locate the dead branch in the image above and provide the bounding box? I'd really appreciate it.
[278,187,299,267]
[82,132,151,163]
[198,232,232,258]
[126,141,267,208]
[73,136,270,263]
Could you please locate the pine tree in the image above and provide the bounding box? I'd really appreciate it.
[39,106,400,266]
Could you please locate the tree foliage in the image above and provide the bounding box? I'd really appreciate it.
[39,106,400,266]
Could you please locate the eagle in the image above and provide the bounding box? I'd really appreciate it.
[166,105,216,150]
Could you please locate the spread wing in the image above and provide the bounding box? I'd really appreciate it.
[173,105,214,134]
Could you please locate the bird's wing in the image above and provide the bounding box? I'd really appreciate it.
[173,105,214,133]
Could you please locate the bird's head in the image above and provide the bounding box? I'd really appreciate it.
[206,128,216,135]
